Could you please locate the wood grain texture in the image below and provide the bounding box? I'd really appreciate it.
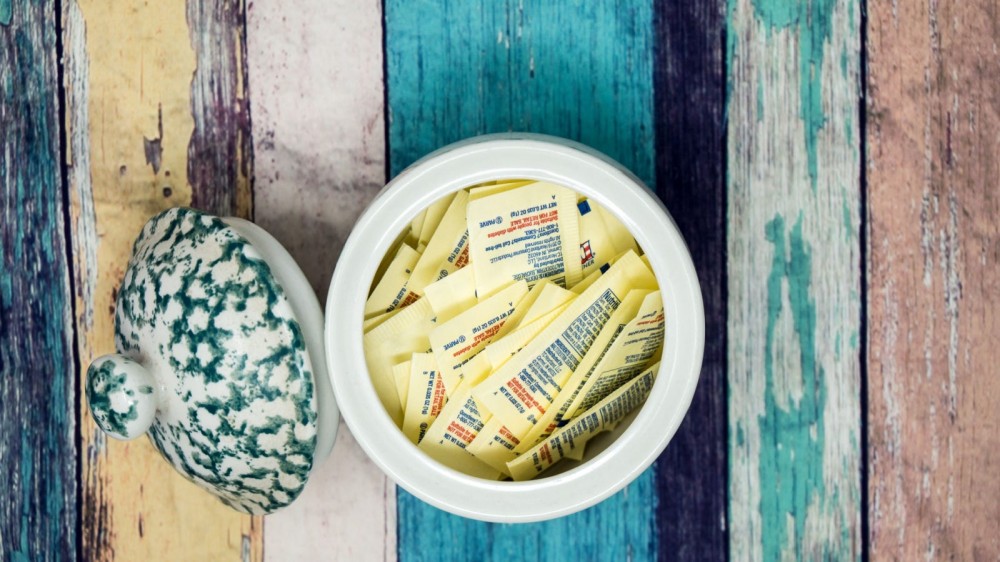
[867,0,1000,558]
[186,0,252,218]
[65,0,261,559]
[652,0,728,559]
[726,0,862,559]
[0,1,77,559]
[244,0,395,559]
[385,2,658,560]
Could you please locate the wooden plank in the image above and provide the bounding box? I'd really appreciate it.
[64,0,261,559]
[186,0,253,218]
[651,0,728,559]
[867,0,1000,558]
[243,1,395,559]
[385,2,658,559]
[726,0,862,559]
[0,1,77,559]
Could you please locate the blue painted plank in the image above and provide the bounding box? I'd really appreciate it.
[651,0,728,560]
[385,1,657,559]
[0,0,78,560]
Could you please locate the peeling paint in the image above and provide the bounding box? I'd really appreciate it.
[750,0,837,189]
[65,0,98,330]
[142,104,163,174]
[186,0,252,217]
[941,193,960,422]
[728,0,861,558]
[867,0,1000,556]
[0,0,78,557]
[760,213,834,560]
[0,0,11,25]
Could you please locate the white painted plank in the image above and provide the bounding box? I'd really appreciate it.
[726,0,862,560]
[245,1,394,560]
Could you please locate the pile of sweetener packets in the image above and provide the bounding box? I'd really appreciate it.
[363,180,664,480]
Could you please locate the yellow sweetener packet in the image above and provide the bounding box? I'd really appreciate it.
[461,352,493,385]
[517,282,574,326]
[467,416,519,477]
[490,280,556,340]
[394,360,412,413]
[482,302,570,372]
[570,243,641,294]
[565,291,664,418]
[418,192,456,249]
[577,199,639,278]
[365,243,421,319]
[402,353,448,444]
[513,289,652,453]
[467,179,535,201]
[363,298,437,425]
[408,190,471,295]
[572,268,602,294]
[407,211,425,248]
[417,370,502,480]
[471,251,656,430]
[506,362,659,481]
[423,266,478,323]
[467,365,572,476]
[597,204,638,258]
[363,306,401,333]
[467,182,583,298]
[430,280,529,395]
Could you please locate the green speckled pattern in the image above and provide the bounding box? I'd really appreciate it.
[113,208,317,514]
[86,356,153,439]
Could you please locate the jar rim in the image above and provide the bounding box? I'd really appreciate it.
[324,134,705,522]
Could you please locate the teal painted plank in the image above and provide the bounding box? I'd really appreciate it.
[385,1,657,559]
[0,0,78,560]
[0,0,11,26]
[386,0,655,188]
[726,0,862,559]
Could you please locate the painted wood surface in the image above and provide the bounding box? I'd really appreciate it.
[866,0,1000,558]
[385,1,659,560]
[651,0,728,559]
[726,0,863,559]
[0,1,77,559]
[8,0,1000,559]
[244,0,395,559]
[186,0,253,218]
[64,0,261,559]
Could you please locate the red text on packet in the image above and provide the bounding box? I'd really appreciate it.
[446,421,476,445]
[498,425,520,446]
[430,379,446,416]
[454,245,470,268]
[507,378,541,412]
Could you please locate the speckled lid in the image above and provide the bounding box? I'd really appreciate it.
[86,208,320,514]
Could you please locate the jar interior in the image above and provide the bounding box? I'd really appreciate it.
[361,178,664,482]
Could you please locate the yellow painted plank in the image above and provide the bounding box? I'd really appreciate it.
[64,0,261,559]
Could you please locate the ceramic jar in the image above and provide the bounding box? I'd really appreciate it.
[86,133,705,522]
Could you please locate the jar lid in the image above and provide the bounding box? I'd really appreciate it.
[87,208,333,514]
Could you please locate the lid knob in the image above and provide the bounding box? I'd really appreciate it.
[86,354,159,440]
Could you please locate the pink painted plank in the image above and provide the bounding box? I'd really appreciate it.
[245,1,394,560]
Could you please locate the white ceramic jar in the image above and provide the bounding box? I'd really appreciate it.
[86,133,704,522]
[326,134,704,522]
